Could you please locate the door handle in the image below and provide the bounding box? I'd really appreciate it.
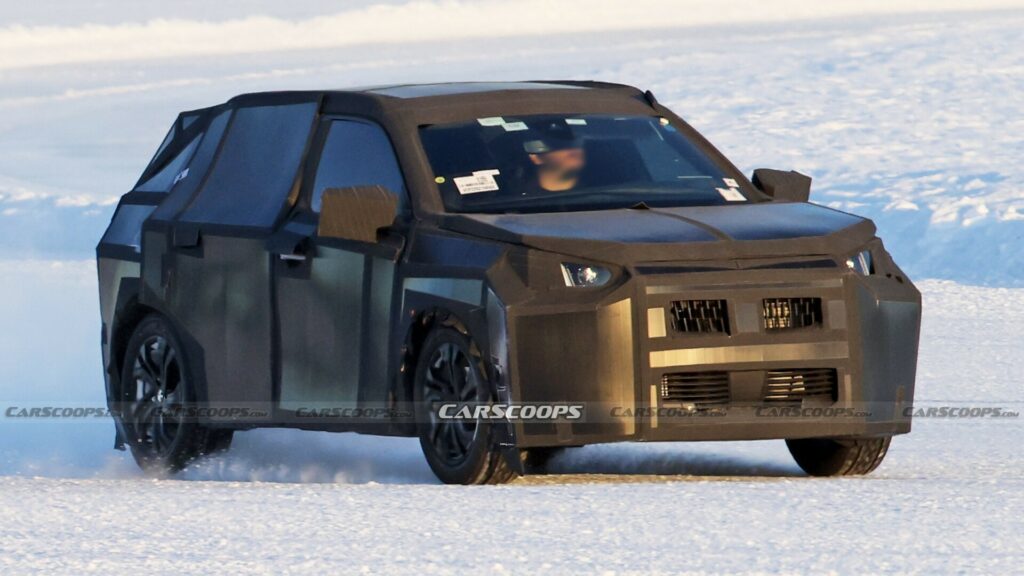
[278,253,307,262]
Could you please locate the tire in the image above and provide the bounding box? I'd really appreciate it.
[414,327,518,485]
[117,314,231,474]
[786,436,891,477]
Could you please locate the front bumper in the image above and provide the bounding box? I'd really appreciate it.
[504,264,921,448]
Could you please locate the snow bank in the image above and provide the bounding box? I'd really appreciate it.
[1,0,1021,70]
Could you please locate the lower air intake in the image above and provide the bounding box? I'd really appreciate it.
[762,368,838,404]
[660,371,730,408]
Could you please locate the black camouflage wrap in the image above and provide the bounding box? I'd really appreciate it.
[97,81,921,458]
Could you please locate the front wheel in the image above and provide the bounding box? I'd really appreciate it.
[414,327,518,485]
[786,437,891,476]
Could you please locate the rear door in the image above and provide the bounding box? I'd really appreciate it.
[270,118,409,417]
[165,99,319,420]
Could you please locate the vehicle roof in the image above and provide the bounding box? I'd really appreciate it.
[225,80,638,102]
[356,81,596,98]
[207,80,656,129]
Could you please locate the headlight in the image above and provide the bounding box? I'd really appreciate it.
[560,262,612,287]
[845,250,874,275]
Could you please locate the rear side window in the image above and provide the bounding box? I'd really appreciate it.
[181,102,318,227]
[310,120,407,212]
[100,204,156,249]
[150,109,232,221]
[150,124,176,165]
[135,135,200,193]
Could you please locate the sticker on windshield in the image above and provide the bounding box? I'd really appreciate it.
[454,169,501,195]
[716,187,745,202]
[477,117,506,127]
[502,121,528,132]
[723,178,739,188]
[566,118,587,125]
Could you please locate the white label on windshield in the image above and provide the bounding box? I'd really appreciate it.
[477,117,505,126]
[717,187,745,202]
[454,170,501,195]
[502,121,528,132]
[566,118,587,125]
[723,178,739,188]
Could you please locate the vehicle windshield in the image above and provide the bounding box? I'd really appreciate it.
[419,114,750,214]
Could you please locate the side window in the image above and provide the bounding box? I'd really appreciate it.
[311,120,407,212]
[100,204,156,249]
[134,134,201,193]
[181,102,318,227]
[150,109,231,221]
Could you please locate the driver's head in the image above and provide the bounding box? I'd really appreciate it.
[523,122,585,191]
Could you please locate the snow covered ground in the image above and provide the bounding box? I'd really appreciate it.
[2,272,1021,573]
[1,1,1023,574]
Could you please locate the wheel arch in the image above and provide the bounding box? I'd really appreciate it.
[108,300,209,408]
[395,287,520,474]
[108,297,157,400]
[398,304,478,408]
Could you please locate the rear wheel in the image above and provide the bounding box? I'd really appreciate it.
[414,327,517,485]
[786,436,891,476]
[118,314,231,474]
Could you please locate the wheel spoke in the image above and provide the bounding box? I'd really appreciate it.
[459,366,477,401]
[453,421,474,454]
[160,345,177,390]
[134,343,159,385]
[445,423,463,458]
[448,344,464,393]
[424,366,446,395]
[152,410,167,452]
[421,337,490,466]
[131,400,159,443]
[121,333,190,460]
[430,422,446,452]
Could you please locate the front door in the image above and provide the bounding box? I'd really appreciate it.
[270,118,409,416]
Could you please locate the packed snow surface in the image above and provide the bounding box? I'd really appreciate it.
[0,1,1023,574]
[0,272,1020,574]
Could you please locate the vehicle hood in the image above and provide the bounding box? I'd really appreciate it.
[439,201,876,265]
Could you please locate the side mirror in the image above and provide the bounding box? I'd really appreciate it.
[751,169,812,202]
[318,185,399,243]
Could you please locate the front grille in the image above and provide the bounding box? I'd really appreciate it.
[670,299,730,335]
[660,371,730,408]
[762,297,822,330]
[762,368,838,404]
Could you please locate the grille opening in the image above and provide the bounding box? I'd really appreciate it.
[762,368,838,404]
[670,299,730,335]
[660,371,730,408]
[762,297,822,330]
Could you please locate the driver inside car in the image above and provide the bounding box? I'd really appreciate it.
[522,121,586,193]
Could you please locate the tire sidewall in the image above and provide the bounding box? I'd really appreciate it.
[118,314,201,473]
[414,327,496,485]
